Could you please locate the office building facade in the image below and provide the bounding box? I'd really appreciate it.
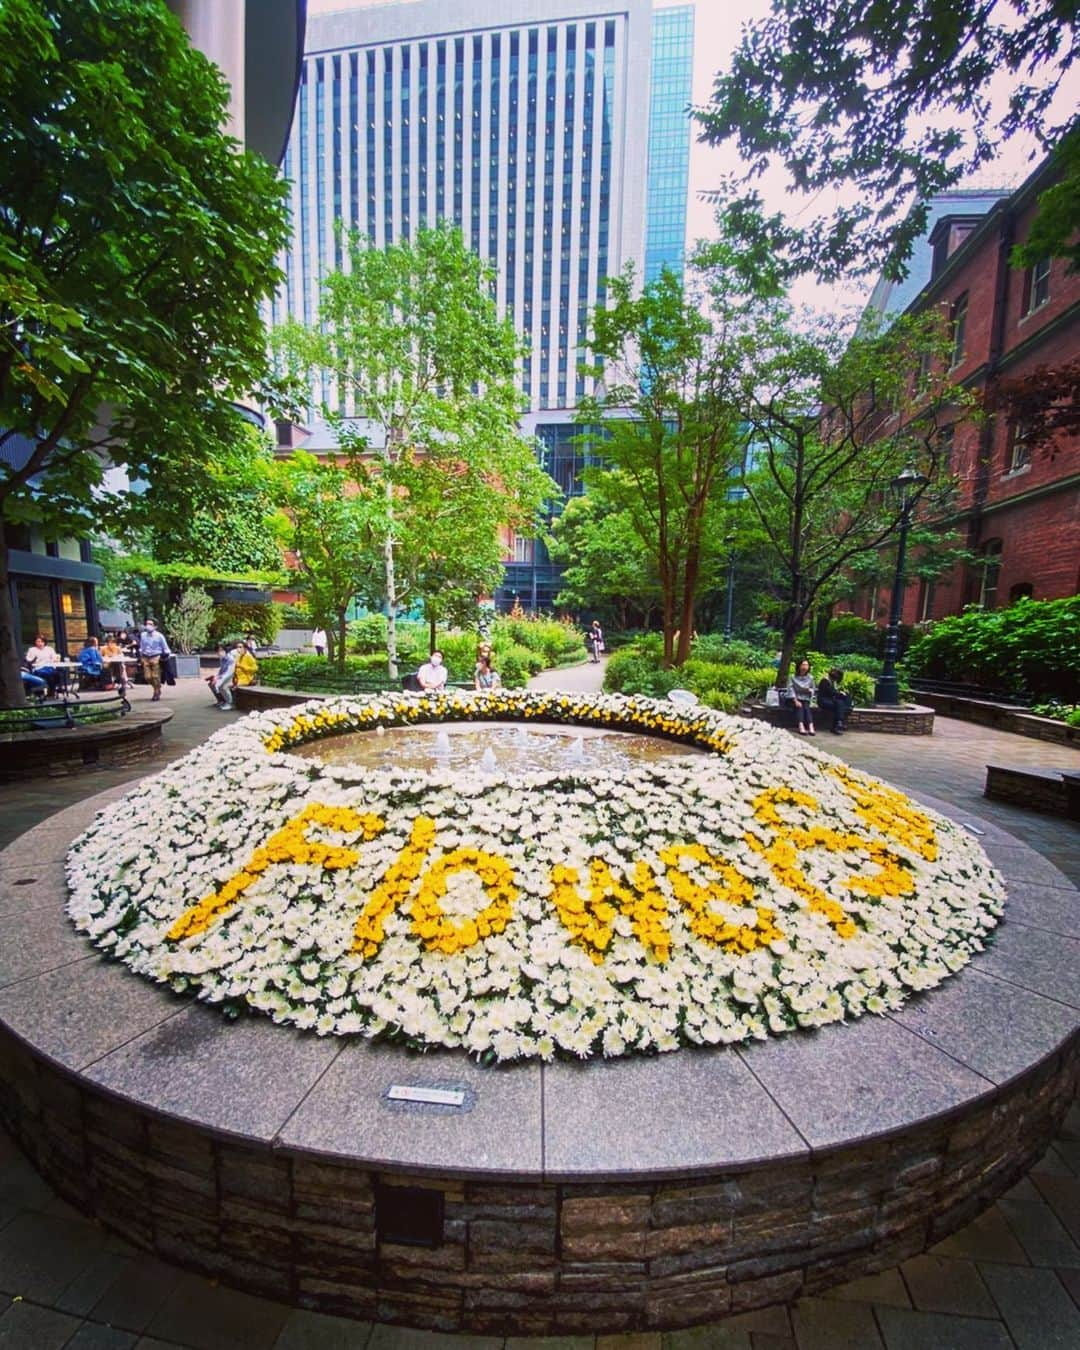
[278,0,693,608]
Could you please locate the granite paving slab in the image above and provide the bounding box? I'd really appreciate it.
[0,957,185,1071]
[972,922,1080,1008]
[978,843,1076,889]
[84,1004,342,1146]
[999,878,1080,936]
[541,1045,807,1180]
[889,966,1079,1083]
[872,1306,1013,1350]
[0,902,94,988]
[737,1017,992,1151]
[278,1039,543,1177]
[976,1262,1080,1349]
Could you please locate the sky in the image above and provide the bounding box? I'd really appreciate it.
[305,0,1075,316]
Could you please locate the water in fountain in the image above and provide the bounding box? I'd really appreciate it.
[293,723,705,773]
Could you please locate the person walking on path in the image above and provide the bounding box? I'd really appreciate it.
[587,620,605,663]
[138,620,171,702]
[311,627,327,658]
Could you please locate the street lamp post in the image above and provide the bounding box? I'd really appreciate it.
[723,533,736,640]
[875,467,929,706]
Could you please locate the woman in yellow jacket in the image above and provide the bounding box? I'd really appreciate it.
[232,640,259,690]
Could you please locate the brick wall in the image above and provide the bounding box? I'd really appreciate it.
[853,155,1079,626]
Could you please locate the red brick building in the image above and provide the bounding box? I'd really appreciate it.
[854,156,1079,625]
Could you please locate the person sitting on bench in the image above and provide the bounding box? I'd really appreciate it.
[817,667,853,735]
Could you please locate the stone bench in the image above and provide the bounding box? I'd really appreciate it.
[985,764,1080,821]
[741,702,935,736]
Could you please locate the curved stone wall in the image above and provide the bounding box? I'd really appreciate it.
[0,792,1076,1334]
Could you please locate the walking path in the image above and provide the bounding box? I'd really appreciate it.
[0,664,1078,1349]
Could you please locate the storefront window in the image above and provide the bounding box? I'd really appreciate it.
[16,580,56,650]
[60,582,89,652]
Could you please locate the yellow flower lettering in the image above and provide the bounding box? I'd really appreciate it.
[660,843,782,952]
[168,803,385,942]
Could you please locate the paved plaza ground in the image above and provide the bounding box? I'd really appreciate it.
[0,669,1078,1349]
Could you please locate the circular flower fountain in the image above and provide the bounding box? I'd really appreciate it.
[66,689,1004,1061]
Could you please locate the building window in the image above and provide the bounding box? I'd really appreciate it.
[511,534,534,563]
[1009,582,1034,602]
[950,292,967,367]
[1007,419,1031,473]
[1027,255,1051,312]
[977,539,1002,609]
[15,579,55,649]
[917,578,935,623]
[937,422,954,475]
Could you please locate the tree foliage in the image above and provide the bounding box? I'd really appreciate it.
[144,423,282,574]
[272,452,383,668]
[579,265,750,666]
[984,357,1080,457]
[274,223,553,674]
[695,0,1079,281]
[0,0,290,703]
[727,289,970,684]
[547,494,661,631]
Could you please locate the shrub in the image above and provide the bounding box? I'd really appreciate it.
[824,613,879,655]
[257,654,394,693]
[493,616,586,665]
[209,601,280,647]
[162,588,213,655]
[680,660,776,703]
[1031,702,1080,727]
[347,613,388,652]
[278,601,310,628]
[824,652,882,677]
[690,635,777,668]
[839,671,876,707]
[904,597,1080,702]
[701,689,740,713]
[602,648,681,698]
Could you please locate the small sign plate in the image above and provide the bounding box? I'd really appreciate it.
[387,1084,467,1107]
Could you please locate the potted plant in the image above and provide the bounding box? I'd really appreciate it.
[162,588,214,678]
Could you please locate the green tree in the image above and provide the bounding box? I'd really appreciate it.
[547,494,661,631]
[275,223,552,677]
[272,453,383,668]
[695,0,1078,280]
[0,0,289,704]
[390,453,513,655]
[580,265,752,666]
[144,423,282,574]
[732,300,969,686]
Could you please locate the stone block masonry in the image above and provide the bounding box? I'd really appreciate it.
[0,1025,1074,1335]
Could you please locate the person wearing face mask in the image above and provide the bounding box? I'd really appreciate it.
[417,649,448,691]
[138,619,171,702]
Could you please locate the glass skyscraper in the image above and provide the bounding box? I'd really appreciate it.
[276,0,694,608]
[645,5,693,283]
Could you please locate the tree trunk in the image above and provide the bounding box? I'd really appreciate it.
[0,544,27,707]
[813,603,832,650]
[428,607,436,656]
[674,546,701,666]
[383,456,398,680]
[336,608,348,671]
